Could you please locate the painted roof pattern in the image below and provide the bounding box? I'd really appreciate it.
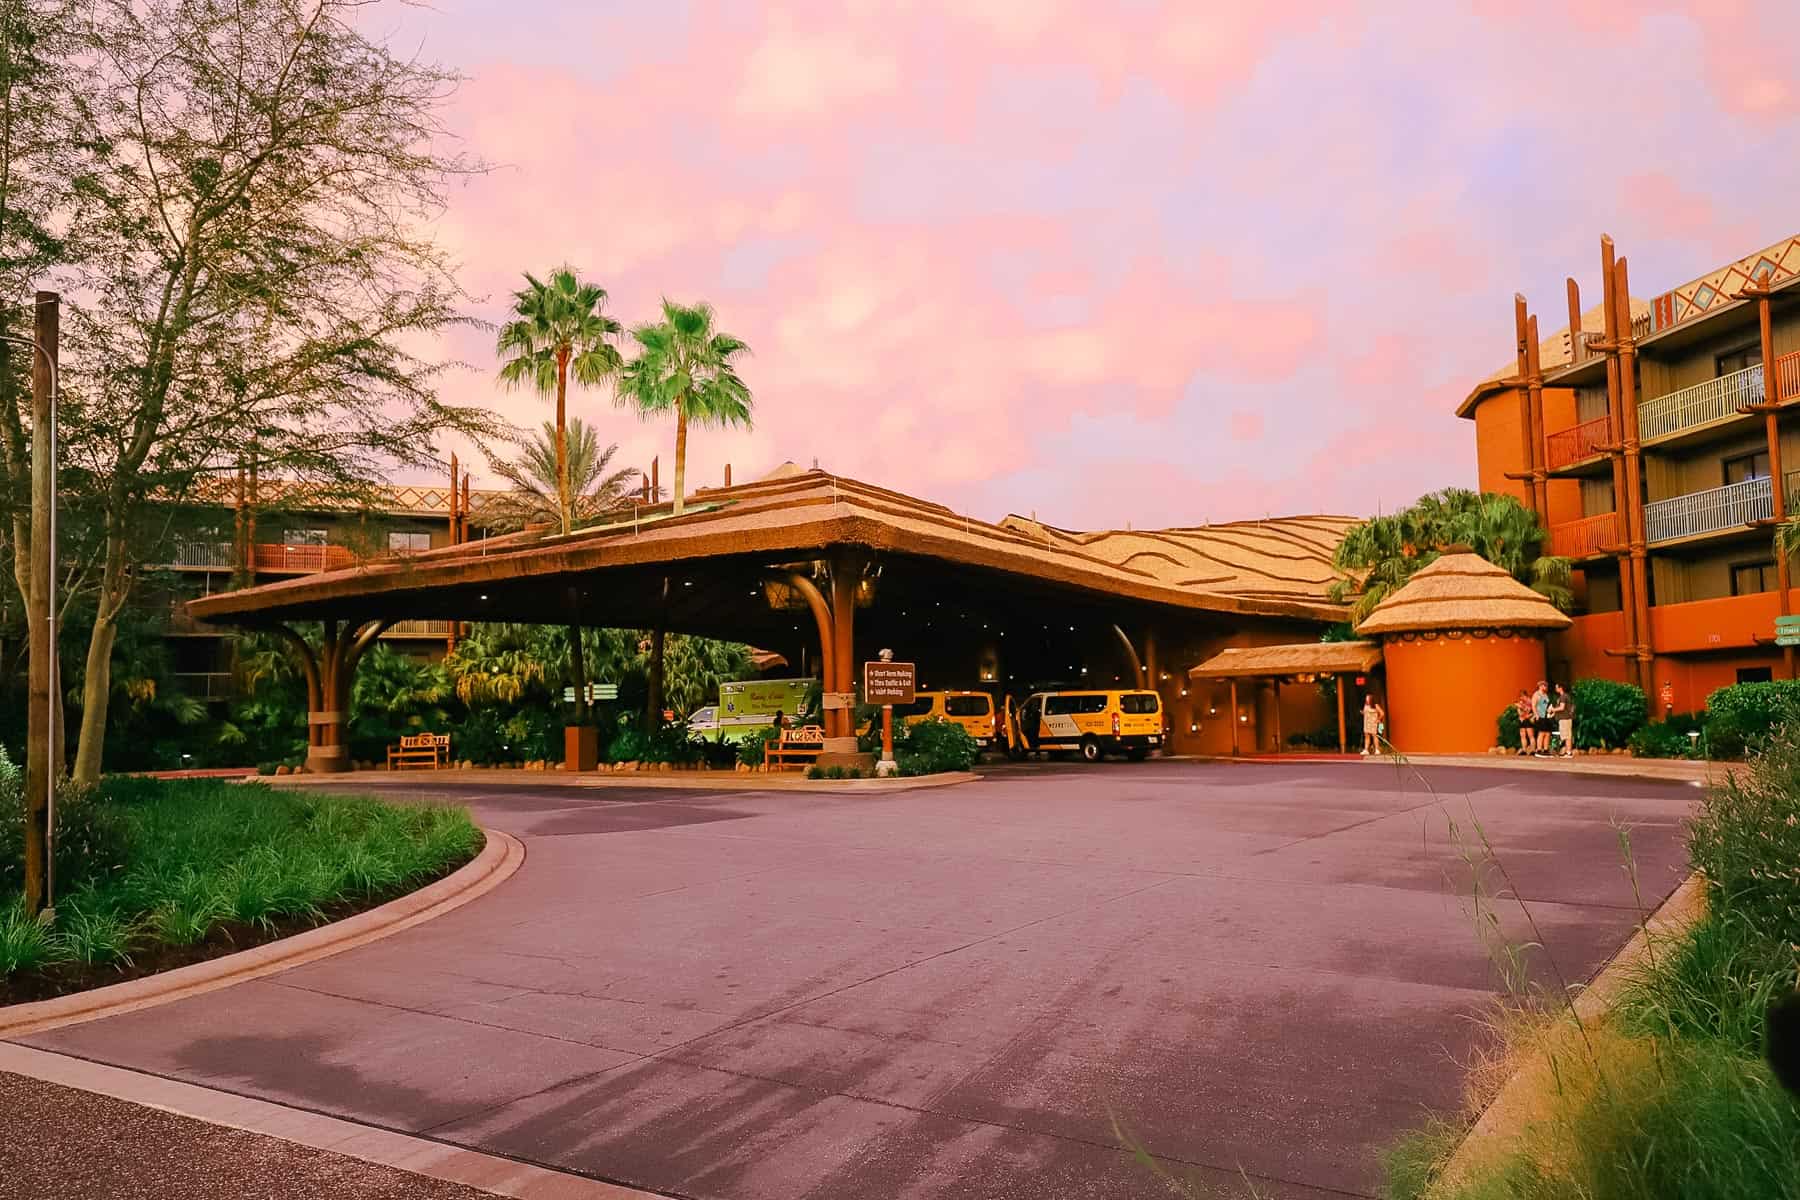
[1355,552,1572,635]
[190,468,1359,624]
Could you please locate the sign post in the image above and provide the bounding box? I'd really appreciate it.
[1776,615,1800,647]
[863,654,916,778]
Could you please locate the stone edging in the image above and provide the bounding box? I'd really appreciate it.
[0,828,525,1039]
[1431,871,1709,1194]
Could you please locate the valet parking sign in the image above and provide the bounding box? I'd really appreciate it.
[863,661,917,706]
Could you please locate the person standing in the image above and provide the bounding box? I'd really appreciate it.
[1361,694,1380,755]
[1540,680,1555,755]
[1553,683,1576,758]
[1513,690,1534,756]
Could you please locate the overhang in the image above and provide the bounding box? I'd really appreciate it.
[1187,640,1382,680]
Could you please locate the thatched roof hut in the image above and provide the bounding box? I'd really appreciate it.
[1355,552,1572,636]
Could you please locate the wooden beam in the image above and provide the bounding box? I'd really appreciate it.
[1336,676,1347,754]
[1229,679,1240,757]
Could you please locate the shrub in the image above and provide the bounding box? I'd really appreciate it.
[806,765,825,780]
[642,724,703,765]
[1687,718,1800,951]
[0,755,130,897]
[1702,680,1800,760]
[0,899,61,974]
[738,727,781,767]
[897,718,980,776]
[1497,703,1523,750]
[1570,678,1647,749]
[1628,715,1704,759]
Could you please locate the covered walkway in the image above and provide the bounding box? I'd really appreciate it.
[1189,640,1384,754]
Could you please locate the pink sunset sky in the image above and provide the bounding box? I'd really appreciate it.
[387,0,1800,530]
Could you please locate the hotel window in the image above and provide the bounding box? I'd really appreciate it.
[283,528,328,545]
[1716,343,1762,376]
[1738,667,1774,684]
[1723,451,1770,485]
[1730,560,1776,596]
[388,531,431,554]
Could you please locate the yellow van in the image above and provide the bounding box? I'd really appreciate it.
[897,690,999,746]
[1005,689,1165,762]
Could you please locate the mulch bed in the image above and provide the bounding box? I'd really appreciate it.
[0,845,479,1008]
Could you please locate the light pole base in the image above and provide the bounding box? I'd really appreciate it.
[876,758,899,778]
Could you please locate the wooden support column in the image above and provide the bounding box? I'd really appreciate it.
[782,571,837,734]
[1566,278,1584,365]
[1271,679,1283,754]
[276,619,388,774]
[1600,236,1642,690]
[1229,680,1240,756]
[1525,314,1549,517]
[1751,283,1795,678]
[449,453,460,545]
[1512,295,1539,519]
[1614,251,1654,688]
[829,551,859,746]
[1336,675,1347,754]
[461,474,471,543]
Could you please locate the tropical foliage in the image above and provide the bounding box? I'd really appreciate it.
[496,269,625,536]
[616,300,753,514]
[1329,488,1573,622]
[484,418,641,532]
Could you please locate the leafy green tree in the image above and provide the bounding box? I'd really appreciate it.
[55,0,505,783]
[496,269,625,537]
[1329,488,1572,623]
[616,300,753,516]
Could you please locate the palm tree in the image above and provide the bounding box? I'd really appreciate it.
[1329,489,1572,622]
[616,299,753,516]
[496,268,624,536]
[486,418,642,531]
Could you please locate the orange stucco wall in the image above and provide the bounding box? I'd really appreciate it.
[1383,632,1548,753]
[1468,386,1582,527]
[1552,592,1797,712]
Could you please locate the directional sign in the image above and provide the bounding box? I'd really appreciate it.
[562,683,621,703]
[1777,617,1800,647]
[863,661,917,706]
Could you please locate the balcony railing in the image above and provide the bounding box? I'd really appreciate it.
[1545,415,1611,470]
[1642,475,1800,544]
[1775,350,1800,403]
[383,619,454,637]
[164,540,359,573]
[1637,363,1764,441]
[1548,512,1619,558]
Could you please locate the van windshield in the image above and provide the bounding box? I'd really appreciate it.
[945,695,991,716]
[1119,694,1160,714]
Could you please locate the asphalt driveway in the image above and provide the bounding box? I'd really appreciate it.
[16,761,1698,1199]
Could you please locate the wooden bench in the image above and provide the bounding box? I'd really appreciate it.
[388,732,451,770]
[764,727,826,770]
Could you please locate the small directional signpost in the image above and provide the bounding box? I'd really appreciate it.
[562,683,620,703]
[1778,616,1800,647]
[863,654,916,777]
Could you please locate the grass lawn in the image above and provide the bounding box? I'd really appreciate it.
[1386,732,1800,1199]
[1,771,479,1003]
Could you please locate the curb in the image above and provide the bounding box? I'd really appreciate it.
[0,1042,668,1199]
[1430,871,1709,1194]
[0,828,525,1039]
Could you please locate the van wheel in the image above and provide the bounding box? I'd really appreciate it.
[1079,737,1102,763]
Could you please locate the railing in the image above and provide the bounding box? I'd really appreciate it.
[383,619,454,637]
[164,540,359,573]
[1545,415,1611,469]
[1637,363,1764,440]
[168,540,235,569]
[170,671,234,701]
[1645,476,1773,543]
[1775,350,1800,402]
[251,543,357,573]
[1548,512,1619,558]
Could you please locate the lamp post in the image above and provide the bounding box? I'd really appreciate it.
[5,296,60,914]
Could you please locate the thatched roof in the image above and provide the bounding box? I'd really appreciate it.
[1188,640,1383,680]
[187,469,1358,627]
[1355,553,1572,635]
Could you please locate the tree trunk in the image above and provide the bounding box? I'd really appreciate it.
[672,398,687,515]
[70,531,128,785]
[555,347,571,536]
[20,292,56,913]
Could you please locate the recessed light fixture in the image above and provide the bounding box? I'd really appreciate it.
[479,594,489,601]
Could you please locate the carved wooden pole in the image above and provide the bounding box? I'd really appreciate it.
[1614,252,1653,690]
[1600,236,1642,690]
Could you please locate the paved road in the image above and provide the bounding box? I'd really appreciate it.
[15,761,1697,1199]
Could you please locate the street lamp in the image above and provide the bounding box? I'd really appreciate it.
[3,320,59,913]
